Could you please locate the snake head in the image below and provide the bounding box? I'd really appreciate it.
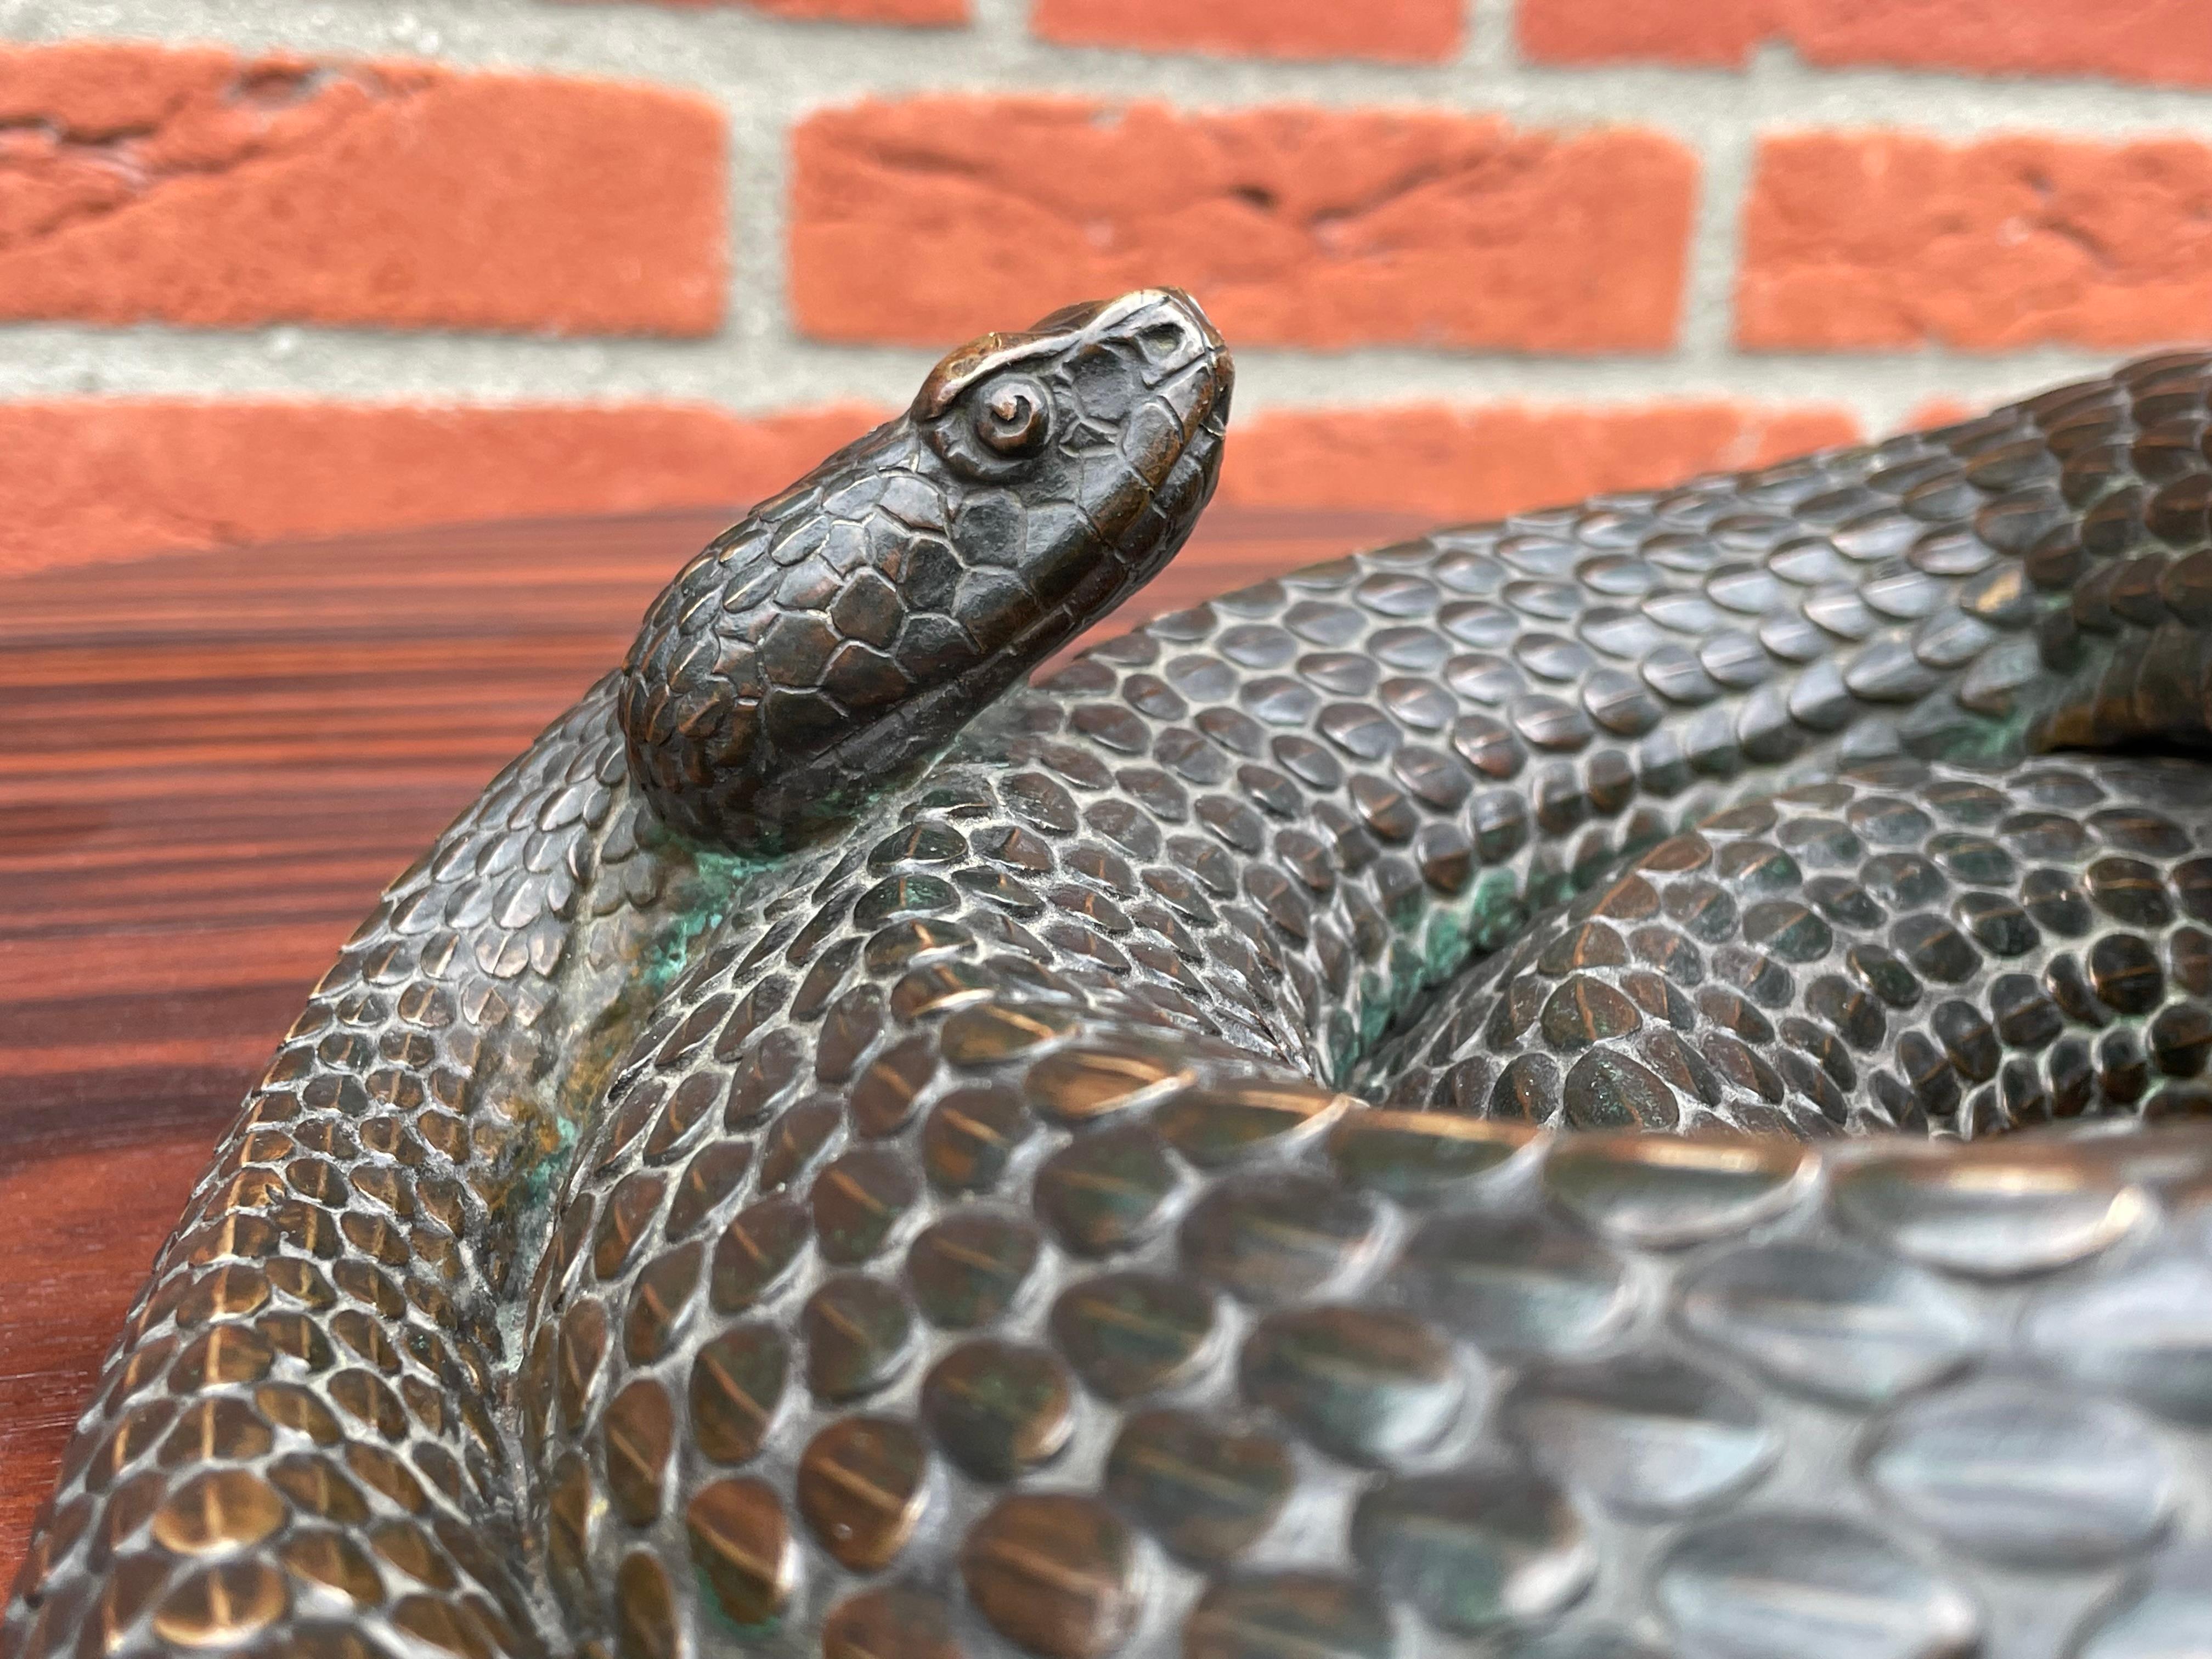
[620,289,1233,855]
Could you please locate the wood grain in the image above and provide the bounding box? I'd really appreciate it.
[0,501,1419,1587]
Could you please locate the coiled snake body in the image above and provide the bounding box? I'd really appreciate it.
[9,291,2212,1659]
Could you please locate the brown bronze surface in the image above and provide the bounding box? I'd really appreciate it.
[7,294,2212,1658]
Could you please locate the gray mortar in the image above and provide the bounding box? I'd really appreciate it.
[4,0,2211,435]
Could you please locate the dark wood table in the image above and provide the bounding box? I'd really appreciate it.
[0,501,1419,1587]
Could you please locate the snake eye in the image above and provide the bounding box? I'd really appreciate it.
[974,378,1049,456]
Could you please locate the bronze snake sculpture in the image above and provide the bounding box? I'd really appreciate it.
[7,289,2212,1659]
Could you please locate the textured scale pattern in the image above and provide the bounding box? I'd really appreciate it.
[10,312,2212,1659]
[1367,756,2212,1141]
[1,688,729,1659]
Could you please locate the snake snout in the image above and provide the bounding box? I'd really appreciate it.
[1110,285,1233,409]
[1074,289,1234,568]
[1130,286,1234,459]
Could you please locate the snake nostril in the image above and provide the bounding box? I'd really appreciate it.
[1141,321,1192,363]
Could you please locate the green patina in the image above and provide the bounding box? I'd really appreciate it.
[500,843,765,1312]
[690,1561,785,1644]
[1422,909,1469,981]
[1466,866,1530,955]
[548,846,760,1136]
[641,847,764,996]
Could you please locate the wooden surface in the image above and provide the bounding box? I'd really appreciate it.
[0,500,1420,1589]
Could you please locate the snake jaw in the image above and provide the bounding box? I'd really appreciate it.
[617,290,1232,859]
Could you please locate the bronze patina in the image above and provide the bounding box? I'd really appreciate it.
[7,290,2212,1659]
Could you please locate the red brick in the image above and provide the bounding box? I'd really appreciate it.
[0,403,884,575]
[1518,0,1759,66]
[1222,403,1861,520]
[789,98,1694,352]
[1739,131,2212,351]
[0,43,726,335]
[1034,0,1461,63]
[1903,398,1976,432]
[1519,0,2212,86]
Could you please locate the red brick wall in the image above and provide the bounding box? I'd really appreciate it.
[4,4,2209,573]
[788,100,1695,352]
[1518,0,2212,84]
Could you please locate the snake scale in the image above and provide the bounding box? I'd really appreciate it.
[9,288,2212,1659]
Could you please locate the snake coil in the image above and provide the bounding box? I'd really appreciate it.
[8,292,2212,1659]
